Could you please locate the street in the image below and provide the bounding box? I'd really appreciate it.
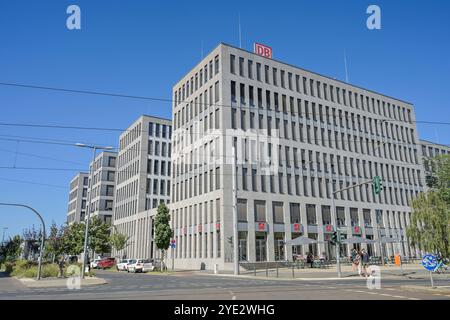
[1,270,449,300]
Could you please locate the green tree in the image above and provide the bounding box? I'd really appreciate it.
[61,218,112,258]
[407,154,450,258]
[88,217,111,257]
[154,203,173,271]
[110,227,130,258]
[45,222,66,262]
[62,222,85,255]
[1,235,23,262]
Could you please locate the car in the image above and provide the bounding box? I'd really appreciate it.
[90,259,102,269]
[127,259,155,273]
[116,259,133,271]
[97,257,116,269]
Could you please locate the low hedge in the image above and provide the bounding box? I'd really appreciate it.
[7,260,94,278]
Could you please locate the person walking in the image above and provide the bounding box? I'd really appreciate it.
[351,248,357,272]
[361,249,370,277]
[355,250,362,276]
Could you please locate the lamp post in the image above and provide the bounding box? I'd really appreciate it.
[75,143,114,279]
[0,204,45,280]
[1,227,7,244]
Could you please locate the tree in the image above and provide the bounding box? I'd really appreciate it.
[154,203,173,271]
[88,217,111,258]
[110,227,130,258]
[61,217,111,258]
[1,235,23,263]
[62,222,85,256]
[45,222,67,262]
[22,225,43,260]
[407,155,450,258]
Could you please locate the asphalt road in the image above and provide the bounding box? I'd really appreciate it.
[1,270,449,300]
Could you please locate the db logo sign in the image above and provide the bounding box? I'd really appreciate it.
[254,43,272,59]
[293,223,301,232]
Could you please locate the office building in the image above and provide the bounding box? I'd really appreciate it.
[170,42,426,271]
[67,172,89,225]
[112,115,172,259]
[86,151,118,225]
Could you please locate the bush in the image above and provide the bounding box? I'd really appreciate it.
[10,261,59,278]
[4,262,14,274]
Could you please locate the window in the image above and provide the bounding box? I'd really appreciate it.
[239,57,244,76]
[273,202,284,223]
[237,199,247,222]
[254,200,266,222]
[230,54,236,74]
[256,63,261,81]
[306,204,317,225]
[214,81,219,102]
[290,203,300,223]
[214,55,219,75]
[248,60,253,79]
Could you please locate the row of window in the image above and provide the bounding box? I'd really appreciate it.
[148,122,172,139]
[229,54,412,123]
[231,82,416,143]
[172,167,221,203]
[145,178,170,197]
[119,122,142,150]
[174,81,220,130]
[174,55,220,106]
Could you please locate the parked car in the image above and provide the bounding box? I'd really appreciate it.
[127,259,155,273]
[116,259,133,271]
[90,259,102,269]
[97,257,116,269]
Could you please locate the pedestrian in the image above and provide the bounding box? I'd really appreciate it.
[351,248,357,271]
[355,250,362,276]
[306,252,314,268]
[361,249,370,277]
[58,256,65,278]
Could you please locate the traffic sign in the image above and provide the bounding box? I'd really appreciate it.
[422,254,438,271]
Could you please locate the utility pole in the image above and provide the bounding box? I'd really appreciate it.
[232,144,239,275]
[75,143,114,279]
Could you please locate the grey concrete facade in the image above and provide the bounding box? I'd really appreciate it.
[112,115,172,259]
[86,151,117,225]
[67,172,89,225]
[171,43,426,271]
[420,139,450,182]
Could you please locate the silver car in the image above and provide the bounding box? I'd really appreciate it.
[127,259,154,273]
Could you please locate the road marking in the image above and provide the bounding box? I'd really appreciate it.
[408,298,420,300]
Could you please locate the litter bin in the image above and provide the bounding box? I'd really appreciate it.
[214,264,219,274]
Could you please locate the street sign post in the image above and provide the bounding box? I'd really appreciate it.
[422,254,438,288]
[170,240,176,271]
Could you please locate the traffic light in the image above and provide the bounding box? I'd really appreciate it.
[373,176,383,195]
[330,231,337,245]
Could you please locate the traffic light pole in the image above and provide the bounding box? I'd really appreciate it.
[332,179,374,278]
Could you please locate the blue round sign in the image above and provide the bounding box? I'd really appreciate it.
[422,254,438,271]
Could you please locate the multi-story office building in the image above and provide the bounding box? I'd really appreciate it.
[171,42,425,270]
[112,115,172,259]
[420,139,450,185]
[86,151,118,225]
[67,172,89,225]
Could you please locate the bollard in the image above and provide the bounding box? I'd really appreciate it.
[266,262,268,277]
[254,263,256,276]
[292,264,295,278]
[276,262,279,278]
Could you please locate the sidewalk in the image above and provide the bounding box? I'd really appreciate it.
[16,276,107,288]
[197,264,435,281]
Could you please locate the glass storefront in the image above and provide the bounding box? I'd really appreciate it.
[255,232,267,262]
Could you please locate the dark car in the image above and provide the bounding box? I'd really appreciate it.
[97,257,116,269]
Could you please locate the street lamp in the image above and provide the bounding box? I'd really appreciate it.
[1,227,7,244]
[0,204,45,280]
[75,143,114,279]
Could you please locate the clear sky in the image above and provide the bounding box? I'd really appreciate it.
[0,0,449,239]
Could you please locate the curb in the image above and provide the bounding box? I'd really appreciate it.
[15,276,108,288]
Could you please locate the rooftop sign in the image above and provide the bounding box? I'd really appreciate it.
[254,42,272,59]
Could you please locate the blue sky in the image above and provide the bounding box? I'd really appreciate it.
[0,0,449,238]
